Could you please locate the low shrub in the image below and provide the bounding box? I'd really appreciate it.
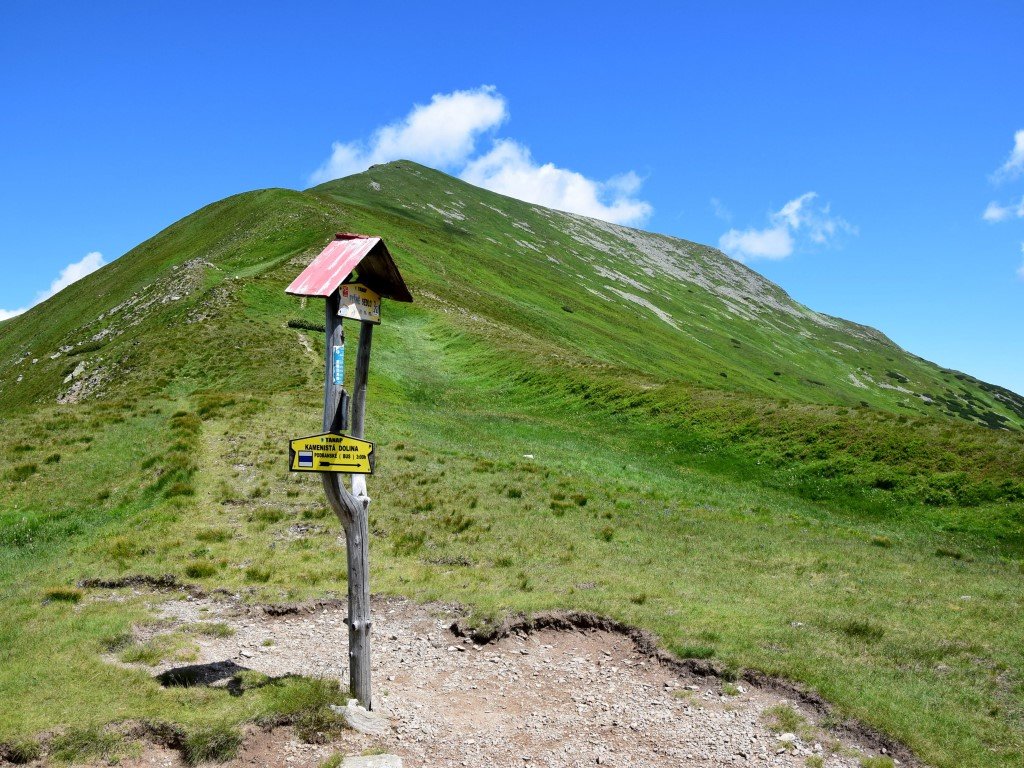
[43,587,83,603]
[245,566,273,583]
[185,562,217,579]
[8,463,37,482]
[287,318,326,333]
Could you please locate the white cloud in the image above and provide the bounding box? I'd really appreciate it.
[710,197,732,222]
[0,251,106,321]
[993,129,1024,182]
[460,140,652,226]
[774,192,816,229]
[983,201,1013,222]
[308,86,507,185]
[46,251,106,298]
[719,225,793,261]
[718,193,854,261]
[982,197,1024,223]
[307,86,652,225]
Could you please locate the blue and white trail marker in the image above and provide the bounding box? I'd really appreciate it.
[333,344,345,386]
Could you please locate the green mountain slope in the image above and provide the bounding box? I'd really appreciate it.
[1,161,1023,767]
[315,163,1024,430]
[7,162,1021,426]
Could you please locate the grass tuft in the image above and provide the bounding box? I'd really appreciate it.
[119,635,194,666]
[188,622,235,638]
[252,509,287,524]
[677,644,715,659]
[182,723,242,765]
[8,463,37,481]
[196,528,232,543]
[837,618,886,643]
[100,632,133,653]
[294,708,348,744]
[184,561,217,579]
[318,753,343,768]
[43,587,83,603]
[2,739,41,764]
[764,704,806,734]
[49,726,123,764]
[859,758,895,768]
[245,566,273,583]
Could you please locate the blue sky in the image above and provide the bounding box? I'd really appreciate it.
[2,1,1023,394]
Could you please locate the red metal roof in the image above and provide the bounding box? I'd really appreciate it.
[285,234,413,302]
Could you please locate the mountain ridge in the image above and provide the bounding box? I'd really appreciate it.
[2,161,1022,430]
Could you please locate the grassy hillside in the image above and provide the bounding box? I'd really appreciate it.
[1,161,1022,766]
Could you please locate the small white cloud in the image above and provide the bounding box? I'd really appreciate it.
[983,201,1013,222]
[308,86,507,185]
[461,139,652,226]
[0,251,106,321]
[774,192,816,229]
[718,193,854,261]
[982,197,1024,223]
[719,225,793,261]
[710,197,732,222]
[994,129,1024,182]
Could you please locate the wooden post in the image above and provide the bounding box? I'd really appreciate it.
[349,322,373,499]
[286,234,411,716]
[321,293,374,710]
[350,321,373,437]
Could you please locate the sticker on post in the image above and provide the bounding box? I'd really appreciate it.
[288,432,375,474]
[332,344,345,386]
[338,283,381,324]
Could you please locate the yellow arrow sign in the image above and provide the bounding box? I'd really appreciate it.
[288,433,375,474]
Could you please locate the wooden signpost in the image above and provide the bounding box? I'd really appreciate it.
[285,233,412,710]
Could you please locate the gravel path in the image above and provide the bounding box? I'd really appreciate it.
[114,593,902,768]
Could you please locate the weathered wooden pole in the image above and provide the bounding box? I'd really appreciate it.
[346,319,373,702]
[351,321,374,438]
[285,233,412,713]
[321,293,374,709]
[350,321,373,501]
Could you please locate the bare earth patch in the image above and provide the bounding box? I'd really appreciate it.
[108,593,907,767]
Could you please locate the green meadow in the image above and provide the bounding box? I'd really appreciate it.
[1,162,1022,766]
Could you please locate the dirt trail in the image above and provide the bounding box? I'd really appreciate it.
[85,592,914,768]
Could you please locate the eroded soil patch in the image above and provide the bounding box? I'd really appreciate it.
[69,592,915,768]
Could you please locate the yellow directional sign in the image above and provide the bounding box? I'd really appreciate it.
[288,432,375,474]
